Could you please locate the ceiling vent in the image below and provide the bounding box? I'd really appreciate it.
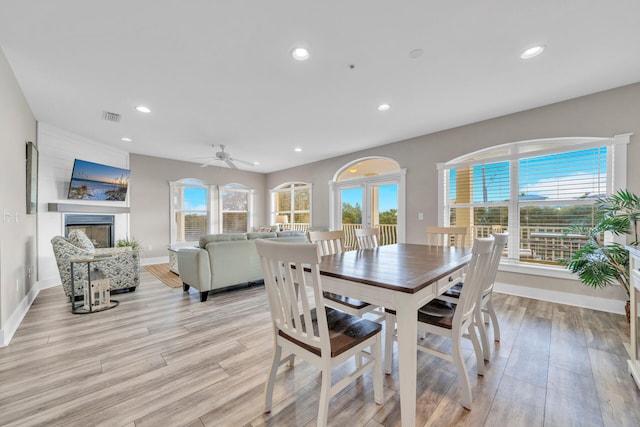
[102,111,121,122]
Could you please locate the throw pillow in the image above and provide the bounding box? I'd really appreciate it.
[68,230,96,253]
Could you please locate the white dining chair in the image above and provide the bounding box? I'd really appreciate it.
[255,239,383,426]
[426,226,468,248]
[438,232,508,360]
[384,237,495,409]
[308,230,382,319]
[355,227,380,249]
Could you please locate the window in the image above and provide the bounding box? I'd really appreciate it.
[170,179,210,243]
[439,135,629,266]
[271,182,311,231]
[220,183,252,233]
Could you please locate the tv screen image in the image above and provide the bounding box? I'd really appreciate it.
[68,159,130,201]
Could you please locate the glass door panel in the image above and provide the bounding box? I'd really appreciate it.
[340,187,363,249]
[369,183,398,246]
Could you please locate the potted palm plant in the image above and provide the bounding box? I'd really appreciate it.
[561,189,640,320]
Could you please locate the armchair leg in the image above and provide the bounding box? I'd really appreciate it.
[200,291,209,302]
[183,283,190,292]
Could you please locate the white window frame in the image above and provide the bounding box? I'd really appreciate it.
[169,178,214,244]
[270,182,312,230]
[437,134,630,277]
[218,183,254,233]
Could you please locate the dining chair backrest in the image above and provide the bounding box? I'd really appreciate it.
[483,233,508,296]
[426,226,467,248]
[452,237,494,326]
[355,228,380,250]
[308,230,346,256]
[255,239,330,356]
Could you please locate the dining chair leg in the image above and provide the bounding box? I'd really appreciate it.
[371,339,384,404]
[486,300,501,341]
[475,309,490,361]
[451,333,473,410]
[317,363,332,427]
[468,324,485,376]
[264,344,282,412]
[384,313,395,374]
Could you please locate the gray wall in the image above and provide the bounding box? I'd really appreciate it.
[0,48,37,344]
[266,82,640,306]
[267,82,640,235]
[129,154,267,259]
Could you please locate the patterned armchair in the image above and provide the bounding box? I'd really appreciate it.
[51,230,140,299]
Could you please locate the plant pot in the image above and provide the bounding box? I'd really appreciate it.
[626,300,631,324]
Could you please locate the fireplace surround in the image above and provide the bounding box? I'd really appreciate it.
[64,214,115,248]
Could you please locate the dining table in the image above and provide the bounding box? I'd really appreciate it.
[318,243,471,426]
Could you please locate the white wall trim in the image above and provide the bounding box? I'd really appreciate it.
[141,256,169,266]
[0,281,41,348]
[494,281,626,315]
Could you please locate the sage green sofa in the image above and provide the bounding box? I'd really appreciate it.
[177,231,307,302]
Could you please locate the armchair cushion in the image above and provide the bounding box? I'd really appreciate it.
[67,229,96,253]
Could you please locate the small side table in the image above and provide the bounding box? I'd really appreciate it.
[70,255,119,314]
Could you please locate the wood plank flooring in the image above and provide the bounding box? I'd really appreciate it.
[2,270,640,426]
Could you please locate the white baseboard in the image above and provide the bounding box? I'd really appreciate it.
[494,281,626,315]
[141,256,169,266]
[0,282,41,348]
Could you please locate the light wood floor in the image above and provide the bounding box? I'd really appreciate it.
[2,270,640,427]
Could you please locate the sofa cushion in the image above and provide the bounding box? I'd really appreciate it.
[67,230,96,253]
[199,233,248,248]
[247,232,278,240]
[276,231,306,238]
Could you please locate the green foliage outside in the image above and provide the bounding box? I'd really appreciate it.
[341,202,397,225]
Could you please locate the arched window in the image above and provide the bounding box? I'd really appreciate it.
[220,183,253,233]
[330,157,406,248]
[169,178,211,244]
[438,134,630,266]
[270,182,312,231]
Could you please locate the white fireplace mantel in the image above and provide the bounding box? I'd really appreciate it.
[48,203,130,214]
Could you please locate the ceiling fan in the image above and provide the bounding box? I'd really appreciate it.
[198,145,254,169]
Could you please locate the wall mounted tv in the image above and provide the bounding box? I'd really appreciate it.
[67,159,130,201]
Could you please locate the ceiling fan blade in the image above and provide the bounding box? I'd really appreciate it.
[224,159,238,169]
[230,157,255,166]
[200,158,219,167]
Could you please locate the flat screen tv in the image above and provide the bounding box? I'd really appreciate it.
[67,159,130,201]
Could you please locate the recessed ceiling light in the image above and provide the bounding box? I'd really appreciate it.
[294,147,302,152]
[121,137,132,142]
[253,161,260,166]
[377,103,391,111]
[135,105,151,113]
[520,45,545,60]
[291,47,310,61]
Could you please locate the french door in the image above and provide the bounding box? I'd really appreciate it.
[331,172,405,247]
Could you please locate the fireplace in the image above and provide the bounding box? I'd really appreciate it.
[65,214,115,248]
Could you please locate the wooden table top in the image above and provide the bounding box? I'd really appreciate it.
[319,243,471,294]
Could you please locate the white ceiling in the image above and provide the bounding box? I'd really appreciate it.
[1,1,639,173]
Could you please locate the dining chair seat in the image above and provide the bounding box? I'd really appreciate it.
[279,306,381,358]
